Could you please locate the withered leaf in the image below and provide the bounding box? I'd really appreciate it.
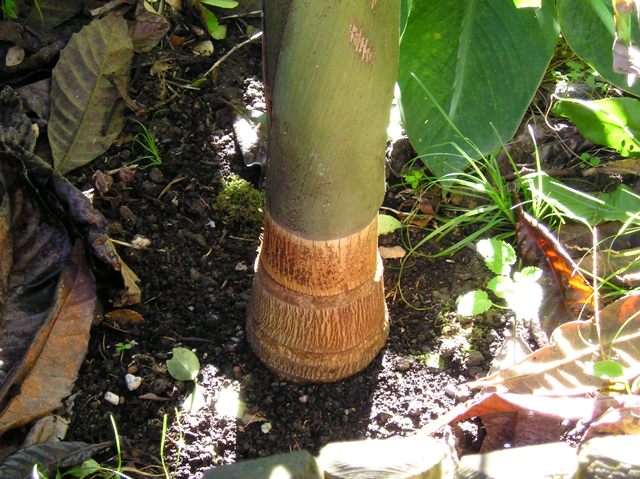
[48,14,133,174]
[129,3,171,53]
[467,294,640,395]
[517,210,594,334]
[0,242,96,434]
[105,308,144,327]
[0,441,110,479]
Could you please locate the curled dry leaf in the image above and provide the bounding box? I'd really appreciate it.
[129,2,171,53]
[104,308,144,327]
[467,294,640,395]
[517,210,594,336]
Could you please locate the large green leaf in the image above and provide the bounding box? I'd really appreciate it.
[398,0,557,177]
[523,174,640,226]
[557,0,640,97]
[48,14,133,175]
[553,97,640,156]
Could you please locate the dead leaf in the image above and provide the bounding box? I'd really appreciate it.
[15,79,51,120]
[48,14,133,175]
[517,210,595,335]
[139,392,171,401]
[5,46,24,67]
[584,158,640,176]
[23,415,69,446]
[378,245,406,259]
[129,1,171,53]
[112,246,142,306]
[468,294,640,395]
[0,242,96,434]
[0,441,110,479]
[105,308,144,327]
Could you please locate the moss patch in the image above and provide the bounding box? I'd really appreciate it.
[214,174,263,228]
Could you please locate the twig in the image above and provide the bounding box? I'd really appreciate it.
[204,31,263,80]
[158,176,186,199]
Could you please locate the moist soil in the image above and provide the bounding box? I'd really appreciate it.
[48,20,540,479]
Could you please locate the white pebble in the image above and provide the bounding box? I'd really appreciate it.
[298,395,309,404]
[125,374,142,391]
[261,422,272,434]
[104,391,120,406]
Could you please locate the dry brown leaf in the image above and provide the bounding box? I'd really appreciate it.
[584,158,640,176]
[0,242,96,434]
[468,294,640,395]
[105,308,144,327]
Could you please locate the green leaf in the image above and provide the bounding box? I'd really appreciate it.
[166,348,200,381]
[557,0,640,97]
[513,0,541,7]
[182,383,207,413]
[457,290,493,316]
[588,359,625,380]
[553,98,640,157]
[487,275,514,299]
[48,14,133,175]
[514,266,542,282]
[202,8,227,40]
[398,1,558,177]
[199,0,238,8]
[66,458,101,477]
[378,214,402,236]
[523,174,640,225]
[476,238,516,276]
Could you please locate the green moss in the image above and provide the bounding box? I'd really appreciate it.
[214,174,263,227]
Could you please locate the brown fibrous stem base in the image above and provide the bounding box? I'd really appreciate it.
[247,211,388,382]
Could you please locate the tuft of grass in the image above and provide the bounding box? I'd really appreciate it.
[129,120,162,170]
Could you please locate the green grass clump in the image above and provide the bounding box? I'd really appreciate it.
[214,174,263,227]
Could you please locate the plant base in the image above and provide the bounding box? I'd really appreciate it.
[247,211,388,382]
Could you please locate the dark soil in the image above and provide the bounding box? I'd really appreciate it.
[55,22,502,479]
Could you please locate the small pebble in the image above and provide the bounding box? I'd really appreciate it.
[465,350,485,367]
[298,395,309,404]
[261,422,272,434]
[104,391,120,406]
[444,383,458,399]
[125,374,142,391]
[396,358,412,373]
[235,261,248,271]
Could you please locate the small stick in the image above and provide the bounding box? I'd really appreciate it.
[204,31,263,80]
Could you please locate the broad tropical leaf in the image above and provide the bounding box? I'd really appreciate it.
[523,174,640,226]
[0,441,110,479]
[48,14,133,174]
[557,0,640,97]
[398,0,557,176]
[553,97,640,156]
[467,294,640,395]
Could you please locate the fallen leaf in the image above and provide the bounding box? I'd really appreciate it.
[517,210,594,335]
[129,2,171,53]
[5,46,24,67]
[104,309,144,327]
[0,441,110,479]
[48,14,133,174]
[378,245,406,259]
[15,79,51,120]
[0,242,96,434]
[467,294,640,395]
[584,158,640,176]
[139,392,172,401]
[22,415,69,446]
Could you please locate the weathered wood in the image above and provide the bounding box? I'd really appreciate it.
[247,217,388,382]
[576,435,640,479]
[317,434,449,479]
[202,450,321,479]
[457,442,576,479]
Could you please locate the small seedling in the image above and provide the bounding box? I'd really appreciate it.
[115,342,133,354]
[378,214,402,236]
[578,152,601,168]
[166,347,205,413]
[1,0,17,19]
[129,120,162,170]
[457,237,543,322]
